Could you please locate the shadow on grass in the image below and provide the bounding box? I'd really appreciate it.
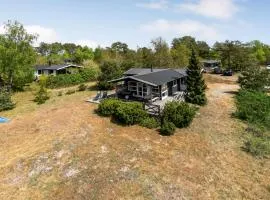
[88,84,98,91]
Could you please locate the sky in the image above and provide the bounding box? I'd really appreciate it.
[0,0,269,49]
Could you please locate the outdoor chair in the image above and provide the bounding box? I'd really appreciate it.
[102,91,108,99]
[93,91,101,101]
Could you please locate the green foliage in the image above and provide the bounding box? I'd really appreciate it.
[235,90,270,128]
[97,61,123,90]
[78,84,87,91]
[46,69,97,88]
[212,40,258,71]
[97,98,123,116]
[0,20,36,90]
[235,90,270,157]
[113,102,147,125]
[97,99,147,126]
[0,89,15,111]
[171,44,190,68]
[37,42,95,65]
[34,76,50,104]
[186,49,207,105]
[160,121,176,136]
[162,101,196,128]
[65,89,76,95]
[151,37,173,67]
[243,127,270,157]
[238,67,270,92]
[140,117,160,129]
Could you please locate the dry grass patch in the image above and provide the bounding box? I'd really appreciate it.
[0,76,270,199]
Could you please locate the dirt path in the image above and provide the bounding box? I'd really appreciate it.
[0,76,269,199]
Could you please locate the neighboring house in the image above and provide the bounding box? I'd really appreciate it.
[109,68,187,102]
[34,64,82,78]
[201,60,221,73]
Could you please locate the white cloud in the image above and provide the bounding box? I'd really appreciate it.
[140,19,224,43]
[177,0,239,19]
[74,40,99,49]
[25,25,58,45]
[136,0,169,10]
[0,23,103,48]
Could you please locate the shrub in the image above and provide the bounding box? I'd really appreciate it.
[97,98,123,116]
[235,90,270,128]
[0,89,15,111]
[140,117,160,129]
[160,121,176,136]
[78,84,87,91]
[65,89,76,95]
[34,85,50,104]
[238,67,270,92]
[162,101,196,128]
[244,135,270,157]
[97,61,123,90]
[46,68,98,89]
[113,102,147,125]
[79,68,98,82]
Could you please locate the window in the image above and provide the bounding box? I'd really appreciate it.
[38,70,42,75]
[48,70,54,74]
[128,81,137,92]
[181,78,186,84]
[173,80,177,87]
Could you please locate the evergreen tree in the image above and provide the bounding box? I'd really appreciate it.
[185,49,207,105]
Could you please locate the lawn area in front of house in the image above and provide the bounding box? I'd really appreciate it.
[0,75,269,200]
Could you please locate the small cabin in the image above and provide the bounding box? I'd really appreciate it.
[34,64,82,78]
[109,68,187,102]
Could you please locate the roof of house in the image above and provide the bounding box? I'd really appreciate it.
[35,64,81,71]
[110,68,187,86]
[123,68,166,76]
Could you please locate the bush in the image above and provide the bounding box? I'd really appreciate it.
[97,98,123,116]
[244,135,270,157]
[235,90,270,128]
[162,101,196,128]
[160,121,176,136]
[97,61,123,90]
[113,102,147,125]
[34,85,50,104]
[140,117,160,129]
[46,68,98,89]
[65,89,76,95]
[0,89,15,111]
[79,68,98,82]
[78,84,87,91]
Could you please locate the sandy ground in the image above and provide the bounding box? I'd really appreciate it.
[0,75,269,200]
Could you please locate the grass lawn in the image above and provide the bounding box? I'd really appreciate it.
[0,75,269,200]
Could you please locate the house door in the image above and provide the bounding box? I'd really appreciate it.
[167,82,173,96]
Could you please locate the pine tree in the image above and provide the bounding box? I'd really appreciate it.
[185,49,207,105]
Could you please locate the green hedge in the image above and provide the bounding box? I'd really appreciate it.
[235,90,270,128]
[0,89,15,111]
[160,121,176,136]
[113,102,147,125]
[97,98,123,116]
[46,68,98,88]
[162,101,196,128]
[140,117,160,129]
[97,99,148,125]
